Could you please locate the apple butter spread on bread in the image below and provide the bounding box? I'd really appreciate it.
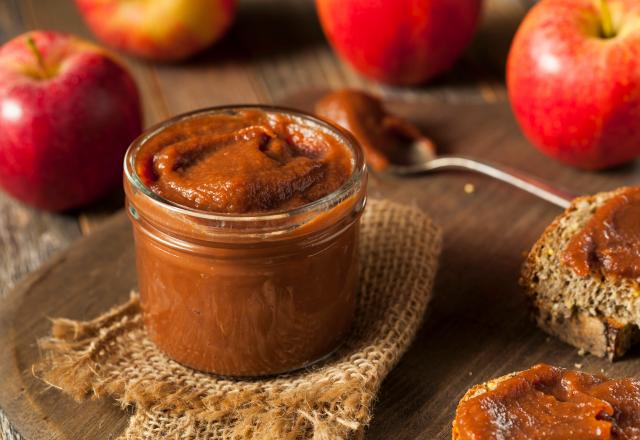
[453,364,640,440]
[521,187,640,360]
[563,187,640,282]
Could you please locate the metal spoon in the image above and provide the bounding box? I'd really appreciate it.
[307,89,576,208]
[384,143,576,209]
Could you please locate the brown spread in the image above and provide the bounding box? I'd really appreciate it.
[563,187,640,281]
[135,108,353,213]
[124,106,367,376]
[455,364,640,439]
[315,89,434,171]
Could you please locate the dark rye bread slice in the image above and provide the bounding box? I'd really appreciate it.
[521,187,640,360]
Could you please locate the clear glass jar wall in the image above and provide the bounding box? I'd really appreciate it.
[124,106,367,376]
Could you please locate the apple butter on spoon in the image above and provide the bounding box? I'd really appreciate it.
[315,89,435,172]
[316,89,575,208]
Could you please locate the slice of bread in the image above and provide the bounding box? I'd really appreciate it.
[521,187,640,360]
[452,364,638,439]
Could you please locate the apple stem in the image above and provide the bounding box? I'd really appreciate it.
[596,0,615,38]
[26,36,50,78]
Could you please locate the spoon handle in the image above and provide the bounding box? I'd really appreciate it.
[387,155,576,209]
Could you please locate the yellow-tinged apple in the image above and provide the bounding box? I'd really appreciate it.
[75,0,236,61]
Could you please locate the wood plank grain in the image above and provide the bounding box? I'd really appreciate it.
[0,194,80,297]
[0,0,24,42]
[2,99,640,439]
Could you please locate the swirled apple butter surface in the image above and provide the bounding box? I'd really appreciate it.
[563,187,640,281]
[454,364,640,439]
[135,108,353,213]
[124,106,366,376]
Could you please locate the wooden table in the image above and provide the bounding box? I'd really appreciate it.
[6,0,622,438]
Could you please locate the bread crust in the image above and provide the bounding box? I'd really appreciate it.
[533,302,639,360]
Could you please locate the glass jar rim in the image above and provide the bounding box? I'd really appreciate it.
[123,104,366,223]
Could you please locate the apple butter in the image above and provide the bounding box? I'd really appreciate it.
[315,89,435,171]
[563,187,640,281]
[134,108,353,213]
[124,106,367,376]
[455,364,640,439]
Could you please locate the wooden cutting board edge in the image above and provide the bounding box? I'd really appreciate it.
[0,212,132,440]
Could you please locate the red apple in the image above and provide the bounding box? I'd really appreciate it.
[316,0,483,85]
[0,30,142,211]
[75,0,236,61]
[507,0,640,170]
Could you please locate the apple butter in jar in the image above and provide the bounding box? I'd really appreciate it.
[123,106,367,376]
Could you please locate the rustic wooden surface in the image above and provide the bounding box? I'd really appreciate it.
[6,0,638,438]
[3,96,640,439]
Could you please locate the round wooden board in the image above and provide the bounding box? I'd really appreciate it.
[2,99,640,439]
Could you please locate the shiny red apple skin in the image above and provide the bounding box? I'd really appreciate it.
[316,0,483,85]
[75,0,236,61]
[0,30,142,211]
[507,0,640,170]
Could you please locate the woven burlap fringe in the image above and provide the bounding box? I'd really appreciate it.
[35,199,441,440]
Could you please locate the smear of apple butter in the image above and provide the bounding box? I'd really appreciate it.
[563,187,640,281]
[455,364,640,439]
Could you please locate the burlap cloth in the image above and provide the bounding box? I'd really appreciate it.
[35,199,442,439]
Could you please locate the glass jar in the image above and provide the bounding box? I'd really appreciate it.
[123,105,367,376]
